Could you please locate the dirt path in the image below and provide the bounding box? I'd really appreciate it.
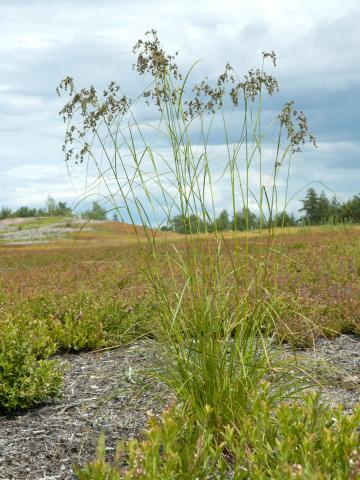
[0,335,359,480]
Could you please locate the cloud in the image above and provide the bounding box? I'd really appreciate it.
[0,0,359,213]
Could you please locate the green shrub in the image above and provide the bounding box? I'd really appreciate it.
[74,404,228,479]
[27,293,148,351]
[75,392,360,479]
[0,316,62,412]
[229,390,360,479]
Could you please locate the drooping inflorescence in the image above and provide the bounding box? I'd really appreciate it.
[56,31,316,163]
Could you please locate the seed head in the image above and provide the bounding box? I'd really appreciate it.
[279,101,317,153]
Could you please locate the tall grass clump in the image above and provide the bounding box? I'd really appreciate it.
[56,31,360,476]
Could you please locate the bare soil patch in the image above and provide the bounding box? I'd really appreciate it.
[292,333,360,412]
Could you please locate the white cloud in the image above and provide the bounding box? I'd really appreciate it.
[0,0,359,212]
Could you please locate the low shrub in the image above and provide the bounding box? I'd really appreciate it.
[0,315,62,412]
[229,390,360,479]
[22,293,150,352]
[74,404,228,479]
[74,391,360,479]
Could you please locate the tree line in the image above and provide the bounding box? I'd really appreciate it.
[0,197,108,221]
[162,188,360,233]
[1,188,359,228]
[162,209,296,234]
[299,188,360,225]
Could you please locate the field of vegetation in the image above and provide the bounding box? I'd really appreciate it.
[2,31,360,479]
[1,222,360,361]
[1,222,360,477]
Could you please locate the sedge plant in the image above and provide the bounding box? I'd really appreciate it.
[58,30,331,471]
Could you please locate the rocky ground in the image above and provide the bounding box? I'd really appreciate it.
[0,340,172,480]
[283,334,360,412]
[0,335,359,480]
[0,217,97,244]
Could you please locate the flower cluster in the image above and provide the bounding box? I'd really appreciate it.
[184,52,279,118]
[57,77,130,163]
[132,29,181,109]
[279,101,317,153]
[57,32,317,162]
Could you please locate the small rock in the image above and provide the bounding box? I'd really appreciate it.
[343,375,360,384]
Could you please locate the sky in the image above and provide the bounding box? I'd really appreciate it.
[0,0,359,218]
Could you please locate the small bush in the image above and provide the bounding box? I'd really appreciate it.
[75,391,360,479]
[27,293,149,351]
[74,404,228,479]
[229,390,360,479]
[0,316,62,412]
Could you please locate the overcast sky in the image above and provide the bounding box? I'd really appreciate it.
[0,0,359,217]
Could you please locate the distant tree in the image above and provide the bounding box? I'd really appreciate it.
[300,188,339,224]
[317,191,331,221]
[37,208,46,216]
[112,213,119,222]
[231,208,258,231]
[14,206,37,217]
[170,214,205,234]
[55,201,72,216]
[329,195,342,219]
[83,201,107,220]
[8,198,73,218]
[299,188,319,223]
[274,211,297,227]
[215,209,230,231]
[0,207,12,219]
[342,193,360,223]
[170,214,185,233]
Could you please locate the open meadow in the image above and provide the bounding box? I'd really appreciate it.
[1,221,360,478]
[2,221,360,351]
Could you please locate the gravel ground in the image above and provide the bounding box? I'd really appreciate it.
[292,333,360,411]
[0,335,359,480]
[0,340,171,480]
